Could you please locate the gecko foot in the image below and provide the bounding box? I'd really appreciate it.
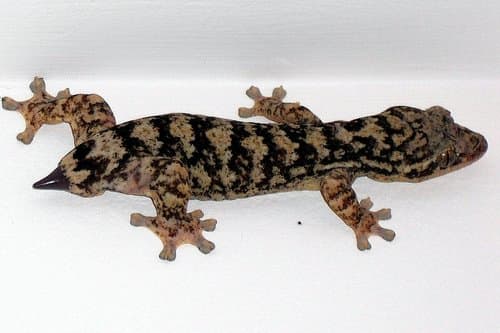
[355,197,395,251]
[130,209,217,261]
[2,77,71,144]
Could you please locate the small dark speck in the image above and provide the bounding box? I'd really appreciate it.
[297,221,302,225]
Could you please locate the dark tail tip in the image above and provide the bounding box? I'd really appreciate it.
[33,166,70,191]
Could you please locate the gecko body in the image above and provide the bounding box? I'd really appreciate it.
[3,79,487,260]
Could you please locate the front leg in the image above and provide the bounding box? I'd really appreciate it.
[238,85,322,125]
[110,157,217,261]
[320,169,395,250]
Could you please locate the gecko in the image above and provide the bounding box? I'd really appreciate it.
[2,78,488,261]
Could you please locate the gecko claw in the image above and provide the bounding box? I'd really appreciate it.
[245,86,264,101]
[238,107,254,118]
[56,88,71,99]
[359,197,373,210]
[200,218,217,232]
[196,238,216,254]
[271,85,287,101]
[130,213,148,227]
[29,76,47,94]
[190,209,204,219]
[2,96,21,110]
[17,130,35,144]
[371,225,396,241]
[356,234,372,251]
[373,208,392,220]
[159,243,177,261]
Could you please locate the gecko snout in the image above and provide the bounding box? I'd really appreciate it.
[33,166,70,191]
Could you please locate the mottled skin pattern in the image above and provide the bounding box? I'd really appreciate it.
[1,77,116,145]
[2,78,488,260]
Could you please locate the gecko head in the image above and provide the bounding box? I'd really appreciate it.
[33,138,111,197]
[400,106,487,181]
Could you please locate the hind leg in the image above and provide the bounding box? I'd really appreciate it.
[238,85,322,125]
[109,157,217,261]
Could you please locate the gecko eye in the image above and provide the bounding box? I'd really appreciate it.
[437,150,457,168]
[437,152,449,168]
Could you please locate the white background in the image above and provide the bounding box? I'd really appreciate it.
[0,1,499,333]
[1,0,500,80]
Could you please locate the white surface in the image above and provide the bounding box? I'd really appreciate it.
[0,79,499,333]
[1,0,500,80]
[1,0,500,331]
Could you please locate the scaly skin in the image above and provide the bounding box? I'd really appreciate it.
[1,77,116,145]
[2,78,488,260]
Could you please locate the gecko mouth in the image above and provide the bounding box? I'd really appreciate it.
[33,166,70,191]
